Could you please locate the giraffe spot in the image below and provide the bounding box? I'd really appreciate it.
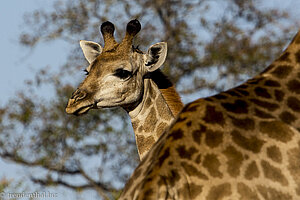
[274,89,285,102]
[261,64,276,74]
[231,130,265,153]
[254,87,272,98]
[181,161,208,180]
[205,130,223,148]
[195,154,201,164]
[169,169,181,187]
[203,154,223,178]
[143,107,157,133]
[227,90,242,97]
[144,188,154,197]
[168,128,184,141]
[148,84,156,99]
[192,125,207,144]
[245,161,259,180]
[136,135,155,156]
[298,72,300,79]
[156,95,172,121]
[267,145,282,163]
[271,65,293,79]
[183,183,203,199]
[257,185,292,200]
[296,49,300,63]
[237,84,249,89]
[223,146,244,177]
[181,102,198,112]
[287,141,300,195]
[237,182,259,200]
[144,97,152,110]
[177,116,187,122]
[156,122,168,138]
[236,89,249,96]
[206,183,231,200]
[168,161,173,166]
[254,108,274,119]
[229,115,255,131]
[288,80,300,95]
[259,121,294,142]
[287,96,300,112]
[264,80,281,87]
[276,52,291,62]
[248,77,264,85]
[176,145,197,160]
[221,99,249,114]
[279,111,297,124]
[213,94,228,100]
[131,119,139,130]
[250,98,279,111]
[158,147,170,166]
[261,160,288,186]
[186,120,192,127]
[203,105,225,126]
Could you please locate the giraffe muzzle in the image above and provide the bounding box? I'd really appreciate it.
[71,88,87,102]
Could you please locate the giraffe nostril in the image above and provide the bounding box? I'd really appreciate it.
[71,89,87,101]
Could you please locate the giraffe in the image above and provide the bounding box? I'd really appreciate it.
[119,30,300,199]
[65,20,183,160]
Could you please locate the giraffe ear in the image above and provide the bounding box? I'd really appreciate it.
[80,40,103,63]
[145,42,167,72]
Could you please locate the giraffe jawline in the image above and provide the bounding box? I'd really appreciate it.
[73,104,94,116]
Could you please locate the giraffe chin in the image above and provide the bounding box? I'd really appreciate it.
[71,104,94,116]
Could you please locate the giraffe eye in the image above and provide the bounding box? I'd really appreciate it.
[114,69,132,79]
[83,69,89,75]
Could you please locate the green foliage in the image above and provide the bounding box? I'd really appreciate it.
[1,0,298,199]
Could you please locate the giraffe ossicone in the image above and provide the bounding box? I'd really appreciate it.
[66,20,183,160]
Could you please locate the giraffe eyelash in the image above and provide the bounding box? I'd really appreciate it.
[83,69,89,75]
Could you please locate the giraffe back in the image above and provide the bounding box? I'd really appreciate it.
[120,31,300,199]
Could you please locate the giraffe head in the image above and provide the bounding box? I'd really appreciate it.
[66,20,167,115]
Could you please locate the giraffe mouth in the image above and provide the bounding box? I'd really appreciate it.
[65,99,96,116]
[73,104,94,116]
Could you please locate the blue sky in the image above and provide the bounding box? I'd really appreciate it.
[1,0,300,199]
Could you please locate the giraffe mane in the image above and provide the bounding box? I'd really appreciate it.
[148,69,184,116]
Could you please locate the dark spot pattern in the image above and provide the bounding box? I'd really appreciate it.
[227,90,242,97]
[223,146,243,177]
[259,121,294,142]
[192,125,207,144]
[206,183,231,200]
[271,65,293,79]
[264,80,281,87]
[267,145,282,163]
[287,141,300,195]
[274,90,285,102]
[261,160,288,186]
[279,111,297,124]
[287,79,300,94]
[245,161,259,180]
[181,102,198,113]
[257,185,292,200]
[203,105,225,126]
[181,161,208,180]
[213,94,228,100]
[254,87,272,98]
[229,115,255,131]
[250,99,279,111]
[176,145,197,160]
[287,96,300,112]
[237,182,260,200]
[168,128,184,141]
[231,130,265,153]
[158,148,170,166]
[236,89,250,96]
[186,183,203,199]
[203,154,223,178]
[276,52,291,62]
[205,130,223,148]
[221,100,249,114]
[169,170,180,187]
[296,49,300,63]
[254,108,274,119]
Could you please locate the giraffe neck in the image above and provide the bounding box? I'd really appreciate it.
[127,70,183,160]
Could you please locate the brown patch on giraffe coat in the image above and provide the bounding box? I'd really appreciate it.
[169,169,181,187]
[274,90,285,102]
[250,99,279,111]
[271,65,293,79]
[276,52,291,62]
[195,154,201,164]
[136,135,155,156]
[168,128,184,141]
[259,121,294,142]
[287,96,300,112]
[287,79,300,94]
[205,130,224,148]
[156,122,168,138]
[236,88,250,96]
[221,100,249,114]
[181,102,198,113]
[206,183,231,200]
[176,145,197,160]
[223,145,243,177]
[213,94,228,100]
[131,119,139,130]
[156,95,172,121]
[267,145,282,163]
[229,115,255,131]
[203,105,225,126]
[203,154,223,178]
[261,160,288,186]
[144,97,152,110]
[158,147,170,166]
[279,111,297,124]
[183,183,203,199]
[254,87,272,99]
[192,124,207,144]
[287,141,300,195]
[254,108,274,119]
[227,90,242,97]
[237,182,260,200]
[264,80,281,87]
[143,107,157,133]
[257,185,292,200]
[245,161,259,180]
[231,130,265,153]
[181,161,209,180]
[296,49,300,63]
